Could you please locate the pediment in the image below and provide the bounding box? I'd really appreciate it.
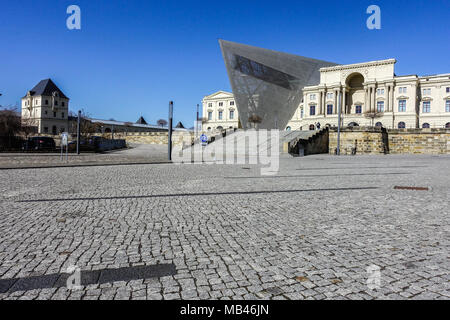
[204,91,234,100]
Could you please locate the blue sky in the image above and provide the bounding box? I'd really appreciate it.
[1,0,449,126]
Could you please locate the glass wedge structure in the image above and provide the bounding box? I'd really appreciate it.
[219,40,338,129]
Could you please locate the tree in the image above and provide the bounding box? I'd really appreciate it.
[157,119,168,127]
[0,106,23,150]
[248,114,262,129]
[364,112,383,127]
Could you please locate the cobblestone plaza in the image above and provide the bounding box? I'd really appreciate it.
[0,154,448,300]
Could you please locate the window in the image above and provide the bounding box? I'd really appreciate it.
[447,87,450,93]
[219,102,223,107]
[44,110,48,115]
[45,100,48,105]
[310,105,316,116]
[62,112,65,118]
[208,112,212,120]
[398,100,406,112]
[375,122,383,127]
[422,101,431,113]
[355,105,362,114]
[309,124,315,130]
[446,100,450,112]
[62,102,65,107]
[229,110,234,119]
[300,108,304,118]
[53,112,57,117]
[208,103,212,108]
[326,93,333,99]
[377,101,384,112]
[446,122,450,129]
[55,100,58,106]
[44,127,48,133]
[61,127,65,133]
[327,105,333,114]
[310,94,316,100]
[423,88,431,95]
[286,126,291,131]
[377,89,385,95]
[218,111,223,120]
[398,122,406,129]
[230,101,235,106]
[422,123,430,128]
[399,87,407,94]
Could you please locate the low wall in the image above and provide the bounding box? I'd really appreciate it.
[329,127,450,155]
[388,128,450,154]
[113,131,195,147]
[329,127,386,155]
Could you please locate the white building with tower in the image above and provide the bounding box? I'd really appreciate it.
[21,79,69,134]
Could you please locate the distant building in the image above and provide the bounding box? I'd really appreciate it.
[21,79,69,134]
[202,91,239,132]
[205,60,450,130]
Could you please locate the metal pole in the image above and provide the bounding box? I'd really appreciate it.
[168,101,173,161]
[196,104,199,139]
[77,110,81,155]
[337,91,342,156]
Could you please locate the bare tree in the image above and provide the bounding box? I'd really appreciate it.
[364,112,383,127]
[248,114,262,129]
[157,119,168,127]
[0,106,22,150]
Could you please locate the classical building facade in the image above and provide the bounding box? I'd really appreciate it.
[205,59,450,131]
[202,91,239,131]
[21,79,70,134]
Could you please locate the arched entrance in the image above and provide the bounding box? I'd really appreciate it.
[345,73,365,114]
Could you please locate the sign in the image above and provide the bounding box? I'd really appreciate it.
[200,134,208,146]
[61,132,69,147]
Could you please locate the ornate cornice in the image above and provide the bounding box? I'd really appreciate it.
[320,59,396,73]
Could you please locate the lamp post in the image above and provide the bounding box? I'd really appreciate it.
[168,101,173,161]
[76,110,81,154]
[337,91,342,155]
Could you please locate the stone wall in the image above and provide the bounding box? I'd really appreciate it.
[329,127,450,155]
[329,127,386,155]
[388,129,450,154]
[113,131,195,147]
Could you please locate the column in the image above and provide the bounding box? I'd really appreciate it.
[364,88,368,113]
[386,86,390,112]
[371,86,376,113]
[318,91,323,115]
[342,89,346,114]
[334,90,338,114]
[391,85,395,112]
[322,90,326,116]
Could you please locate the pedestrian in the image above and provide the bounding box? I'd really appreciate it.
[316,122,321,130]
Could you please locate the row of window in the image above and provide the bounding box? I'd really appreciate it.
[306,100,450,115]
[307,87,450,101]
[43,110,65,118]
[290,122,450,131]
[25,100,66,107]
[207,110,235,121]
[207,101,235,108]
[43,126,65,134]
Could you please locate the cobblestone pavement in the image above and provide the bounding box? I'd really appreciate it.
[0,144,168,168]
[0,154,449,300]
